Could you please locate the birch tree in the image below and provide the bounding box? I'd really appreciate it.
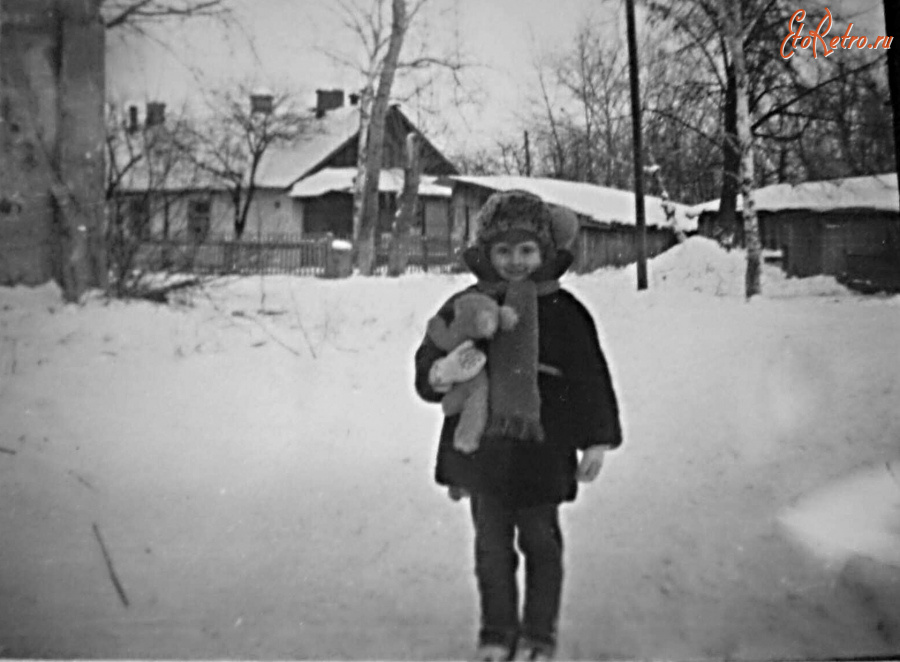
[720,0,761,298]
[355,0,408,274]
[328,0,465,275]
[387,132,421,276]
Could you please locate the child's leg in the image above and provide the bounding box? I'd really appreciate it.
[515,503,563,654]
[470,493,520,651]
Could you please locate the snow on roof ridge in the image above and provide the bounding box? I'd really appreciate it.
[447,174,693,230]
[289,167,451,198]
[688,172,899,216]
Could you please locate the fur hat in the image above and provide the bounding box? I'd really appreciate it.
[474,190,556,258]
[463,189,580,282]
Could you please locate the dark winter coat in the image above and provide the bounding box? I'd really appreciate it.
[414,285,622,508]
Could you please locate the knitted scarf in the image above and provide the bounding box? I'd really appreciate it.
[477,277,560,443]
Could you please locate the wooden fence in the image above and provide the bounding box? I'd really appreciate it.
[135,234,462,277]
[135,227,681,278]
[574,225,678,273]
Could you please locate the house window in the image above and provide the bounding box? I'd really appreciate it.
[127,198,151,239]
[188,198,211,242]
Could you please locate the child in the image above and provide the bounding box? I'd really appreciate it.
[414,190,623,662]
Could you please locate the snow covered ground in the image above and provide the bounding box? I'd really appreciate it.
[1,237,899,660]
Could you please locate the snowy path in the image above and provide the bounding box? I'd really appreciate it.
[1,244,899,660]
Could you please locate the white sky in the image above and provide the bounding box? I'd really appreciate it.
[105,0,887,155]
[105,0,614,153]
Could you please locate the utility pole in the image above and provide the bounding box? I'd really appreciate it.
[625,0,647,290]
[524,130,532,176]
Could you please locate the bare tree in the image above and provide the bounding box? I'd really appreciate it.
[646,0,887,207]
[183,86,310,240]
[105,102,200,296]
[449,139,528,176]
[646,0,794,236]
[720,0,761,298]
[327,0,465,275]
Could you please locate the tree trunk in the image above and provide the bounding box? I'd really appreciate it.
[884,0,900,209]
[56,0,108,301]
[354,0,408,276]
[722,1,761,298]
[352,82,373,251]
[388,132,420,277]
[719,62,741,246]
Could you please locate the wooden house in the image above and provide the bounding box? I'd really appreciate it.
[688,174,900,277]
[441,175,694,273]
[114,90,458,242]
[283,98,458,242]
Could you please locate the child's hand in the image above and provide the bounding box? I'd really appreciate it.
[429,340,486,391]
[576,445,606,482]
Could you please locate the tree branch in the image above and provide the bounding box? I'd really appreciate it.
[103,0,228,29]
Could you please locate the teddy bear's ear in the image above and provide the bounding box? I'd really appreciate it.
[426,315,457,352]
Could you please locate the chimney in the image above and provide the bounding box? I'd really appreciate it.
[315,89,345,118]
[250,92,274,115]
[127,104,140,133]
[145,101,166,127]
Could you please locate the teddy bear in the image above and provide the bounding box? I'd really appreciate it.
[426,292,518,454]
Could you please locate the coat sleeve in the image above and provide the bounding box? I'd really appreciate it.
[414,334,448,403]
[564,297,623,451]
[413,291,464,403]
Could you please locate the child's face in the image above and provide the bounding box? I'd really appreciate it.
[489,238,543,282]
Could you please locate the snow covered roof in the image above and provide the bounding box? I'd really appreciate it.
[111,106,362,194]
[289,167,451,199]
[688,173,899,217]
[253,106,362,189]
[445,175,695,231]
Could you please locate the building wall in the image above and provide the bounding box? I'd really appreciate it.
[305,107,458,180]
[450,186,489,245]
[298,192,451,243]
[780,210,900,277]
[423,198,450,241]
[119,187,299,241]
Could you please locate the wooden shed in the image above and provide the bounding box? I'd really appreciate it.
[688,174,900,278]
[442,176,693,273]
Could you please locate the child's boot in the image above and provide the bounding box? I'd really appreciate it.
[512,637,555,661]
[472,643,511,662]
